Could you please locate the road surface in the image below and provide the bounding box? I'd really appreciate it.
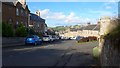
[2,40,98,67]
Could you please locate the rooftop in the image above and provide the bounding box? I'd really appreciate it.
[69,24,100,31]
[30,13,45,22]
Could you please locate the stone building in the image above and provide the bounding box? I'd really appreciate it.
[60,24,100,38]
[2,0,30,30]
[30,12,47,34]
[99,16,111,36]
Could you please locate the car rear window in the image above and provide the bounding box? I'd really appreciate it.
[44,36,49,37]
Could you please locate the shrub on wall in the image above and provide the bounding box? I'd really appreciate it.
[2,22,14,37]
[15,24,28,37]
[105,23,120,39]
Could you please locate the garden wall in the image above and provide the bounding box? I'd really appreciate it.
[2,37,25,47]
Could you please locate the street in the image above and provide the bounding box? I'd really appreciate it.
[2,40,98,66]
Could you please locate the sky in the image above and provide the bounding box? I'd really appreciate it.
[26,2,118,27]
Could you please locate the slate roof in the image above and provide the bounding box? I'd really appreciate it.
[2,1,29,10]
[2,2,15,6]
[70,28,78,31]
[83,25,100,30]
[30,13,45,22]
[70,24,100,31]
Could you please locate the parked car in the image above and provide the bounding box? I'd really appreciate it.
[25,35,42,45]
[71,36,76,40]
[88,36,97,41]
[77,36,97,42]
[42,35,54,42]
[42,35,51,42]
[55,36,60,40]
[52,35,56,41]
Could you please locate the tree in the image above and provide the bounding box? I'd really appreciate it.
[28,28,36,35]
[15,23,28,37]
[0,22,2,36]
[2,22,14,37]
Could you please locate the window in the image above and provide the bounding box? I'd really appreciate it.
[16,8,19,16]
[8,18,12,25]
[8,18,12,23]
[38,24,39,28]
[21,22,23,24]
[25,11,28,16]
[16,21,19,25]
[16,21,19,27]
[21,9,23,16]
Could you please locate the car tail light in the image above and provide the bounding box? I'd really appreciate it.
[32,38,36,40]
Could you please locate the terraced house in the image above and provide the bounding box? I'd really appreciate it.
[2,0,30,30]
[30,10,47,34]
[60,23,100,38]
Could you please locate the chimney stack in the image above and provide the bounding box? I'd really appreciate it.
[35,10,40,17]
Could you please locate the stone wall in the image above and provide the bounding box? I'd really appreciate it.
[99,17,120,66]
[2,37,25,47]
[100,37,120,66]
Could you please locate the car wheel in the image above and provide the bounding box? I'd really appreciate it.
[34,42,37,46]
[25,43,28,45]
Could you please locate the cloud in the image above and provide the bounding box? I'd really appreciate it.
[103,2,118,9]
[39,9,80,23]
[105,6,112,9]
[39,9,50,18]
[65,12,81,23]
[39,9,97,26]
[48,12,66,20]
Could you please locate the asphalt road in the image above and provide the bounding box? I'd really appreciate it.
[2,40,98,67]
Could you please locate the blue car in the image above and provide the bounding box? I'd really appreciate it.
[25,35,42,45]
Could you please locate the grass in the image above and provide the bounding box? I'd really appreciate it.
[76,40,98,44]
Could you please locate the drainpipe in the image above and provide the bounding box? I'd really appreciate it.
[27,14,30,35]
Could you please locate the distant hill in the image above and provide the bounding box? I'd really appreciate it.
[50,25,81,32]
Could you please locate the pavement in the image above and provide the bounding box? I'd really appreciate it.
[2,40,98,67]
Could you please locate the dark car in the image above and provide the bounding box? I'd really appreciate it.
[25,35,42,45]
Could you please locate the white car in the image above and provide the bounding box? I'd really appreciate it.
[42,35,53,42]
[71,37,76,40]
[55,36,59,40]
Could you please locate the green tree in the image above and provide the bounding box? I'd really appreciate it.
[15,24,28,37]
[2,22,14,37]
[28,28,36,35]
[0,22,2,36]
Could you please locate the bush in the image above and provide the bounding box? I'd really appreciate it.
[37,32,43,38]
[2,22,14,37]
[92,46,101,59]
[15,24,28,37]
